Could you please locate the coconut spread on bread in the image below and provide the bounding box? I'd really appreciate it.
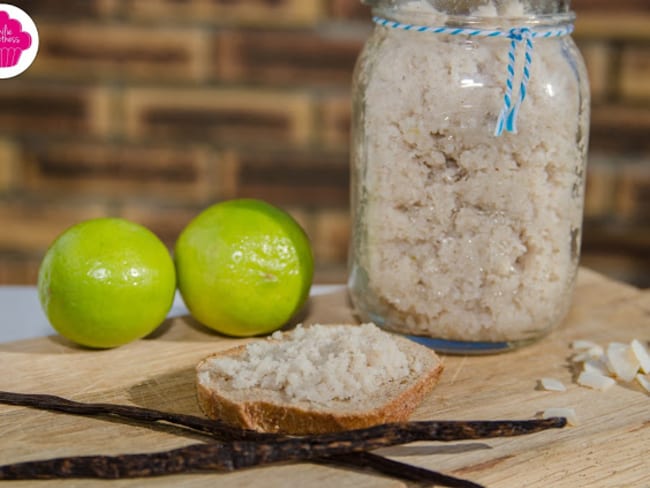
[198,323,424,404]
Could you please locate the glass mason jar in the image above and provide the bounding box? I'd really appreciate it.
[348,0,590,353]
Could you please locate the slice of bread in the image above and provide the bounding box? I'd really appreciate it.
[196,323,443,434]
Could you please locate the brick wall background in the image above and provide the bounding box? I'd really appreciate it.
[0,0,648,287]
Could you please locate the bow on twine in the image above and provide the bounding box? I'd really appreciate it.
[494,27,533,136]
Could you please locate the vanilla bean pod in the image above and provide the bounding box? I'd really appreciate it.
[0,390,566,444]
[0,391,271,441]
[0,391,566,445]
[0,391,488,486]
[322,452,484,488]
[0,449,484,487]
[0,418,565,480]
[0,391,565,482]
[0,414,565,481]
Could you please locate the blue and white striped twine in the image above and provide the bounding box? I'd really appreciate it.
[372,16,574,136]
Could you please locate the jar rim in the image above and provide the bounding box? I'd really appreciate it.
[371,6,576,28]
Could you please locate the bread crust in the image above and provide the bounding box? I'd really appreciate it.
[196,331,443,434]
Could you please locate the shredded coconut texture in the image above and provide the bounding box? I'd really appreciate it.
[206,324,421,404]
[349,0,589,342]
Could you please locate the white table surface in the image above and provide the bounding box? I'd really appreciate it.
[0,285,345,344]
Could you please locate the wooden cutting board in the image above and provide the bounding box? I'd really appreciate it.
[0,267,648,487]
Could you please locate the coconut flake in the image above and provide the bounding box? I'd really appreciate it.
[582,358,609,376]
[571,345,604,363]
[606,342,640,382]
[543,407,579,426]
[539,378,566,392]
[571,339,600,351]
[577,371,616,391]
[630,339,650,374]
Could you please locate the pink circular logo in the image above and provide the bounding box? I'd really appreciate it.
[0,4,38,78]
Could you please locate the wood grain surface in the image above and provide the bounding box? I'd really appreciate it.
[0,268,648,487]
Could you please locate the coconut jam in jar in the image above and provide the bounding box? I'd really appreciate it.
[348,0,590,353]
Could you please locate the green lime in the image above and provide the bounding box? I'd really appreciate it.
[38,218,176,348]
[174,199,314,337]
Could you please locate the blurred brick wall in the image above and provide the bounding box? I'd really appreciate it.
[573,0,650,287]
[0,0,648,287]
